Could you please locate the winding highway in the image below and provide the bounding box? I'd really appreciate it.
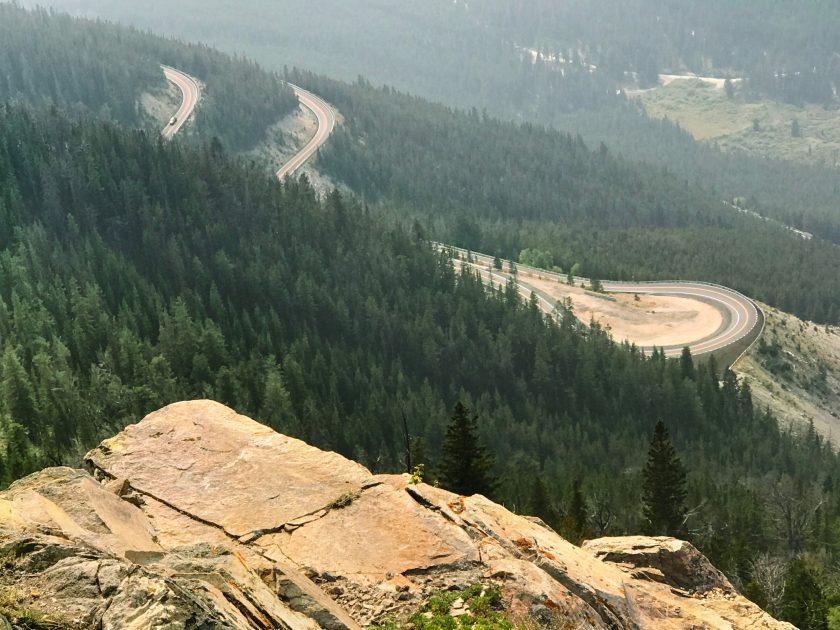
[160,66,200,140]
[161,67,762,360]
[276,86,337,179]
[603,281,758,357]
[444,247,761,359]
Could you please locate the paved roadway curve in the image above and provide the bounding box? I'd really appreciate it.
[446,246,760,359]
[275,86,337,179]
[162,67,336,176]
[161,67,760,360]
[161,66,201,140]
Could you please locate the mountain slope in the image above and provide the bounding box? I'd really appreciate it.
[1,6,840,620]
[0,3,297,150]
[26,0,840,246]
[3,100,840,597]
[295,70,840,325]
[736,304,840,444]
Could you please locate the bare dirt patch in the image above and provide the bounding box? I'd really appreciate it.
[658,73,739,90]
[521,272,724,348]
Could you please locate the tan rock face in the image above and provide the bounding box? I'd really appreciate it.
[86,399,371,539]
[0,400,793,629]
[583,536,735,593]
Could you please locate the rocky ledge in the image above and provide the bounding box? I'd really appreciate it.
[0,401,791,629]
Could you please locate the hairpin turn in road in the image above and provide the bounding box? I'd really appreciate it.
[161,67,762,360]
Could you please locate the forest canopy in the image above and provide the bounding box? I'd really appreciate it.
[0,3,297,150]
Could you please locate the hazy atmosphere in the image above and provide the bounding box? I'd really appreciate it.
[1,1,840,628]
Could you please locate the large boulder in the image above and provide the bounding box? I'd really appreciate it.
[0,401,793,629]
[583,536,734,593]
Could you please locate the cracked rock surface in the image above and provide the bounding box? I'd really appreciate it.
[0,400,793,628]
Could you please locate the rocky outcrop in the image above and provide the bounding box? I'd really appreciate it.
[583,536,734,594]
[0,400,792,629]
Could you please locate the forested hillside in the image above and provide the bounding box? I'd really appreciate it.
[9,2,838,324]
[4,4,840,623]
[288,71,840,325]
[25,0,840,249]
[2,102,840,622]
[555,105,840,244]
[0,4,297,150]
[15,0,619,116]
[468,0,840,102]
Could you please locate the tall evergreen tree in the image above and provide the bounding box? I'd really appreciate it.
[780,558,828,630]
[569,478,589,542]
[642,421,687,536]
[679,347,695,381]
[528,476,557,526]
[1,346,38,442]
[260,363,297,433]
[440,402,495,497]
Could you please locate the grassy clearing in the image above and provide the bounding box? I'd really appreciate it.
[633,79,840,167]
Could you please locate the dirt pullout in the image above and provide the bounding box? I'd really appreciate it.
[734,304,840,445]
[521,271,724,349]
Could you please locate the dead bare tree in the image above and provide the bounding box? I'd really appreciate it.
[749,553,787,617]
[588,490,615,536]
[766,475,825,554]
[401,410,412,474]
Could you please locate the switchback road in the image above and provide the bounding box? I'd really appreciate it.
[162,67,761,360]
[446,246,761,359]
[275,86,336,179]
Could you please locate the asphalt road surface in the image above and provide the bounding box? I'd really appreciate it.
[275,85,337,179]
[161,66,200,140]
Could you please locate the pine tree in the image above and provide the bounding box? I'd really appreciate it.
[3,416,33,481]
[569,479,589,541]
[440,402,495,497]
[642,421,687,536]
[260,363,297,433]
[679,347,695,380]
[528,476,557,526]
[1,346,37,441]
[724,78,735,99]
[780,558,828,630]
